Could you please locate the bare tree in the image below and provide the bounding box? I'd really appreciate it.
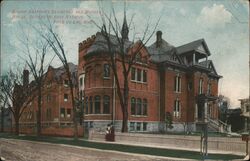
[89,3,160,132]
[33,20,79,139]
[0,88,8,132]
[0,69,35,135]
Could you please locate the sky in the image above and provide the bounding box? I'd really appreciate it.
[1,0,249,108]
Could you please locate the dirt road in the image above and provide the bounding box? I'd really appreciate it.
[0,138,181,161]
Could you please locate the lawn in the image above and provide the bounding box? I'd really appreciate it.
[0,133,244,160]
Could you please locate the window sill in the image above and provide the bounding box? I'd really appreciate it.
[103,77,111,80]
[131,115,148,117]
[131,80,147,84]
[85,114,111,116]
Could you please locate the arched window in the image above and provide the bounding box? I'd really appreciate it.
[85,97,88,114]
[136,98,142,115]
[89,96,92,114]
[131,97,136,115]
[103,95,110,114]
[143,99,147,116]
[94,95,101,114]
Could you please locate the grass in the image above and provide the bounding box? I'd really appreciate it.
[0,132,244,160]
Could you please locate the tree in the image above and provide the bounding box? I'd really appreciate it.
[0,88,8,132]
[89,3,160,132]
[34,20,79,139]
[165,112,173,133]
[0,69,35,135]
[20,34,53,136]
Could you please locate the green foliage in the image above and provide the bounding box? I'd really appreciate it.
[165,112,173,129]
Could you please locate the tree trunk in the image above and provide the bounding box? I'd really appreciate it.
[1,108,4,132]
[66,65,78,140]
[121,77,129,132]
[15,118,19,135]
[37,87,42,136]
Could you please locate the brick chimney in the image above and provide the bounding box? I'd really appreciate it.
[156,31,162,48]
[23,69,29,87]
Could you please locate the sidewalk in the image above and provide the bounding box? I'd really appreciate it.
[86,138,244,156]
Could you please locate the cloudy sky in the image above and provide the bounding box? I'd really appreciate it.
[1,0,249,107]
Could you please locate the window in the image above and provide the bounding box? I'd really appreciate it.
[103,64,110,78]
[94,96,101,114]
[136,98,142,115]
[79,78,83,87]
[136,122,141,131]
[80,90,83,100]
[60,108,65,118]
[47,95,51,102]
[47,82,52,88]
[89,97,93,114]
[143,122,147,131]
[199,78,203,94]
[130,122,135,131]
[143,70,147,83]
[188,82,192,91]
[67,109,71,118]
[143,99,147,116]
[174,99,181,118]
[85,97,89,114]
[131,67,136,81]
[64,80,69,87]
[131,97,136,115]
[64,94,68,102]
[103,95,110,114]
[174,75,181,92]
[46,108,51,119]
[136,54,142,63]
[137,69,141,82]
[207,83,211,95]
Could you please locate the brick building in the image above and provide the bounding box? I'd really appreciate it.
[18,63,83,136]
[78,18,223,133]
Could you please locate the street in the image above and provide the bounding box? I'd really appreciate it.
[0,138,181,161]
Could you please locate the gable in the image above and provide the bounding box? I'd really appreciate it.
[196,45,206,53]
[208,61,218,75]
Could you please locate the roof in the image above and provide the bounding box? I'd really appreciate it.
[51,63,78,83]
[86,32,133,56]
[147,39,178,63]
[176,39,211,56]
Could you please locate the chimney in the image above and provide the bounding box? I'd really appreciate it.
[23,69,29,87]
[156,31,162,48]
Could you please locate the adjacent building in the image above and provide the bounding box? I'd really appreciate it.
[78,18,223,133]
[239,98,250,131]
[18,63,82,136]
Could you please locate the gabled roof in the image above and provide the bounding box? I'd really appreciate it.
[176,39,211,56]
[147,39,183,65]
[198,60,219,76]
[86,32,133,56]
